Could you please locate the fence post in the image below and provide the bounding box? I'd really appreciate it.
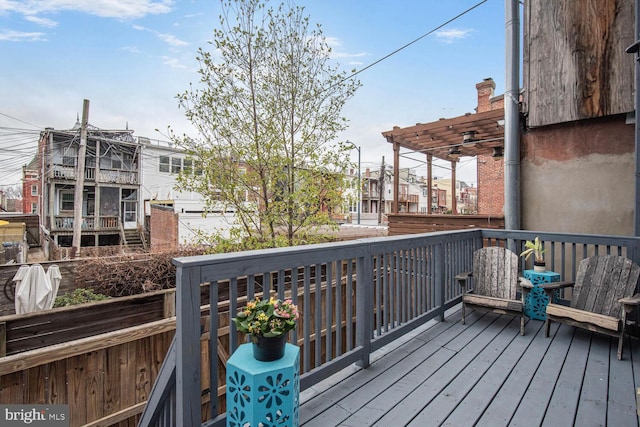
[175,265,202,426]
[434,243,445,322]
[356,253,372,368]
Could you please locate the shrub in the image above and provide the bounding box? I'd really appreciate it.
[53,288,110,307]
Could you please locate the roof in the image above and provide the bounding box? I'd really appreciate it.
[381,108,505,161]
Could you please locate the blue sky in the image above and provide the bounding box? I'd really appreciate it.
[0,0,507,188]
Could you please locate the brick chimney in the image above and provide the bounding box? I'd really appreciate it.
[476,78,495,113]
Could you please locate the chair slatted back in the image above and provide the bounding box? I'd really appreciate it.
[472,247,519,300]
[572,255,640,317]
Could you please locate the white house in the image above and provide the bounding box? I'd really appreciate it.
[138,137,236,246]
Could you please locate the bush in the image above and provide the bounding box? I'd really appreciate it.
[53,288,110,307]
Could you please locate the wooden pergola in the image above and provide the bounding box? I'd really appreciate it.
[382,108,505,214]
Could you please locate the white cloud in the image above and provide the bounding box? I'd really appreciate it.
[324,36,368,61]
[158,32,188,47]
[133,24,188,48]
[0,29,46,41]
[434,28,473,44]
[24,14,58,28]
[0,0,174,20]
[162,56,186,69]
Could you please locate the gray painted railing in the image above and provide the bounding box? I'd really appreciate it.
[138,229,640,427]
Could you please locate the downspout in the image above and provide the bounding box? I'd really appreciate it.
[504,0,521,231]
[628,0,640,236]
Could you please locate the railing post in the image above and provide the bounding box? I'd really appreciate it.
[175,265,201,426]
[356,253,373,368]
[434,243,445,321]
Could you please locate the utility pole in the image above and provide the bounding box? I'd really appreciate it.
[72,99,89,258]
[378,156,385,225]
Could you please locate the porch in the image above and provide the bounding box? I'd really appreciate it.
[139,229,640,427]
[300,308,640,426]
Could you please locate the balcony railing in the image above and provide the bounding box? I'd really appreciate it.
[52,164,137,184]
[138,229,640,427]
[398,194,419,203]
[98,169,138,184]
[53,216,120,231]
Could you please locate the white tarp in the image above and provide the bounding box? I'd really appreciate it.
[44,265,61,310]
[13,264,61,314]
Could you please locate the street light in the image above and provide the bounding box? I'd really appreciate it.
[346,141,361,225]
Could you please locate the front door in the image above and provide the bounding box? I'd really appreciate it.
[121,189,138,229]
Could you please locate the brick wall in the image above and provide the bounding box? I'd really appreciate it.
[149,204,178,250]
[475,78,505,215]
[22,170,39,214]
[477,154,504,215]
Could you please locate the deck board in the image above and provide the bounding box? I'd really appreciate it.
[300,307,640,427]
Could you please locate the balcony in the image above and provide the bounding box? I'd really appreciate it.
[53,215,120,231]
[398,193,419,203]
[52,164,138,184]
[138,229,640,426]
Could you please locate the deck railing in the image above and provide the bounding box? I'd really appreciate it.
[139,229,640,427]
[53,215,120,231]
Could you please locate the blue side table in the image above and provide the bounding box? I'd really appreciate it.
[226,343,300,427]
[523,270,561,320]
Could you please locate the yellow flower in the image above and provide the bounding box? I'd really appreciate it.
[258,313,269,322]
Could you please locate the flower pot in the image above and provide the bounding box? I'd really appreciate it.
[252,333,287,361]
[533,261,546,272]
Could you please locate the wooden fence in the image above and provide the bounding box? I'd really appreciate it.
[0,274,344,427]
[387,213,505,235]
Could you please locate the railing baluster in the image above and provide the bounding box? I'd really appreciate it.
[291,268,299,346]
[303,265,311,373]
[209,279,219,419]
[356,253,372,368]
[375,254,382,334]
[314,264,322,368]
[229,277,238,353]
[346,259,354,350]
[325,261,333,361]
[335,261,342,357]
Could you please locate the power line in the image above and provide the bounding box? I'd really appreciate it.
[0,112,42,129]
[338,0,488,83]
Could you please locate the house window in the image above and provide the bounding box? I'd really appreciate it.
[60,191,74,212]
[62,156,75,166]
[31,202,37,214]
[31,185,38,196]
[159,156,170,173]
[183,158,193,174]
[111,153,122,169]
[171,157,182,174]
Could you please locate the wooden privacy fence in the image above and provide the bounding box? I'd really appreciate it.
[0,272,350,427]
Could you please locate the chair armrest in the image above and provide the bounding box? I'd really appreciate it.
[518,277,533,289]
[619,293,640,311]
[539,281,574,291]
[537,281,573,300]
[455,271,472,287]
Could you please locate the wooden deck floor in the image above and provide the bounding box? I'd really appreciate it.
[300,308,640,427]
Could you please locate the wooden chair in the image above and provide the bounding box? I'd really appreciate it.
[456,247,532,336]
[544,255,640,360]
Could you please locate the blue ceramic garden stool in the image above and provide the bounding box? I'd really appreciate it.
[523,270,561,320]
[226,343,300,427]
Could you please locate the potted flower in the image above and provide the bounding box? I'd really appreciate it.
[520,236,547,272]
[233,296,299,361]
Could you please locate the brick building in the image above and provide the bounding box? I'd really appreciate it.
[22,158,39,214]
[475,78,505,215]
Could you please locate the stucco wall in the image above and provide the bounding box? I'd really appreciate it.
[521,114,634,235]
